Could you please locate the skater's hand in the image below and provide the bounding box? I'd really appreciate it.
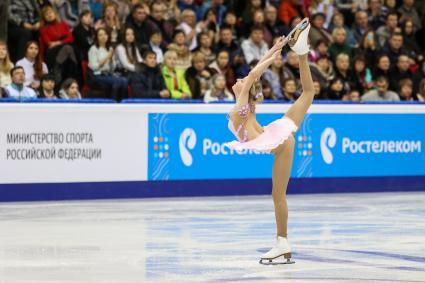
[271,37,285,52]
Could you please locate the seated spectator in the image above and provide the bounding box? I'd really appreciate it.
[383,0,397,15]
[282,78,299,101]
[343,89,361,102]
[193,32,216,65]
[7,0,41,62]
[401,19,422,60]
[209,50,236,93]
[197,8,219,43]
[185,52,213,99]
[264,5,288,40]
[177,0,200,21]
[398,0,422,31]
[353,30,378,69]
[368,0,386,30]
[222,10,239,39]
[309,13,333,48]
[177,9,201,51]
[334,53,353,91]
[4,66,37,99]
[278,0,306,26]
[263,53,285,99]
[161,50,191,99]
[125,4,155,54]
[310,39,330,62]
[149,2,174,45]
[309,1,335,29]
[201,0,226,25]
[313,79,327,99]
[88,28,128,101]
[149,31,165,64]
[115,27,143,74]
[96,2,122,47]
[373,54,392,81]
[39,5,78,84]
[38,74,58,99]
[241,0,264,26]
[262,80,279,100]
[329,27,352,62]
[129,50,170,99]
[283,51,300,83]
[398,78,417,101]
[361,76,400,101]
[73,10,96,62]
[167,29,192,70]
[416,78,425,101]
[381,32,409,65]
[59,78,82,99]
[389,54,413,91]
[203,74,234,103]
[351,10,369,42]
[16,41,48,89]
[376,12,399,48]
[329,12,357,47]
[243,10,273,46]
[327,77,347,100]
[351,55,373,94]
[0,41,14,88]
[310,55,335,93]
[241,26,269,65]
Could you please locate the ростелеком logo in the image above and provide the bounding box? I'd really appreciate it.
[179,128,197,166]
[320,127,337,164]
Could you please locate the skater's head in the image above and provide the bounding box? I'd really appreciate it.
[232,78,263,104]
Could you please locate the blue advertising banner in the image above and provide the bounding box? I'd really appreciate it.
[148,113,425,180]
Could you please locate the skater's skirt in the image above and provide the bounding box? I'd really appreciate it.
[225,117,298,153]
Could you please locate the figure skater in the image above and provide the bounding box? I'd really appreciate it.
[225,18,314,265]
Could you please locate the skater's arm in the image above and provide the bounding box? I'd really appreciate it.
[257,37,286,66]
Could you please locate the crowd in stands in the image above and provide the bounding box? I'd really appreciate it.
[1,0,425,102]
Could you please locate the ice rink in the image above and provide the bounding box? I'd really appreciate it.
[1,192,424,283]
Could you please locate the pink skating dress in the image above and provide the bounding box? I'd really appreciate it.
[225,103,298,153]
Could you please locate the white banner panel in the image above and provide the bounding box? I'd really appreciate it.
[0,104,148,183]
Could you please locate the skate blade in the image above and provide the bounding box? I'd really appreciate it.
[285,17,309,44]
[259,258,295,265]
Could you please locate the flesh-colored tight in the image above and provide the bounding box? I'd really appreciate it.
[271,54,314,237]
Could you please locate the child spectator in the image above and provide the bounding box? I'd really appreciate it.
[161,50,191,99]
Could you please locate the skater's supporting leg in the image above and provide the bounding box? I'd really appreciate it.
[272,136,295,238]
[284,54,315,127]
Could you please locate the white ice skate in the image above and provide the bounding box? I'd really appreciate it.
[287,17,311,55]
[259,236,295,265]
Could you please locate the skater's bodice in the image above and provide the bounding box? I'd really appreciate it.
[228,103,263,142]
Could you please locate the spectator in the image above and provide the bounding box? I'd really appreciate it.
[245,10,273,46]
[367,0,386,30]
[163,0,181,22]
[8,0,41,62]
[351,55,373,94]
[353,30,378,69]
[361,75,400,101]
[50,0,79,28]
[197,8,219,43]
[216,25,249,78]
[88,28,128,101]
[416,78,425,101]
[209,50,236,92]
[376,12,399,48]
[149,31,165,64]
[39,5,78,84]
[309,13,333,48]
[310,39,330,62]
[308,0,335,29]
[383,0,397,15]
[241,26,268,65]
[59,78,82,99]
[177,0,200,21]
[327,77,347,100]
[177,9,201,50]
[381,32,408,65]
[310,55,335,92]
[4,66,37,99]
[373,54,391,81]
[96,2,122,47]
[262,52,285,99]
[389,54,412,91]
[401,19,422,60]
[222,10,239,39]
[283,51,300,83]
[241,0,264,26]
[167,29,192,70]
[313,79,328,99]
[203,74,234,103]
[0,40,13,88]
[16,41,48,89]
[149,2,174,45]
[352,10,369,42]
[282,78,299,101]
[398,78,417,101]
[193,32,216,65]
[201,0,226,25]
[343,89,361,101]
[115,27,143,74]
[278,0,306,26]
[161,50,191,99]
[398,0,422,31]
[129,50,170,99]
[264,5,288,40]
[125,4,155,54]
[329,12,357,47]
[73,10,95,62]
[329,27,352,62]
[185,52,213,99]
[38,73,58,99]
[262,80,279,100]
[334,53,353,91]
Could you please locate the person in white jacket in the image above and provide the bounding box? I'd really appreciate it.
[203,74,234,103]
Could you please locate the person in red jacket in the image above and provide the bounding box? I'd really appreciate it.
[278,0,307,26]
[39,5,79,86]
